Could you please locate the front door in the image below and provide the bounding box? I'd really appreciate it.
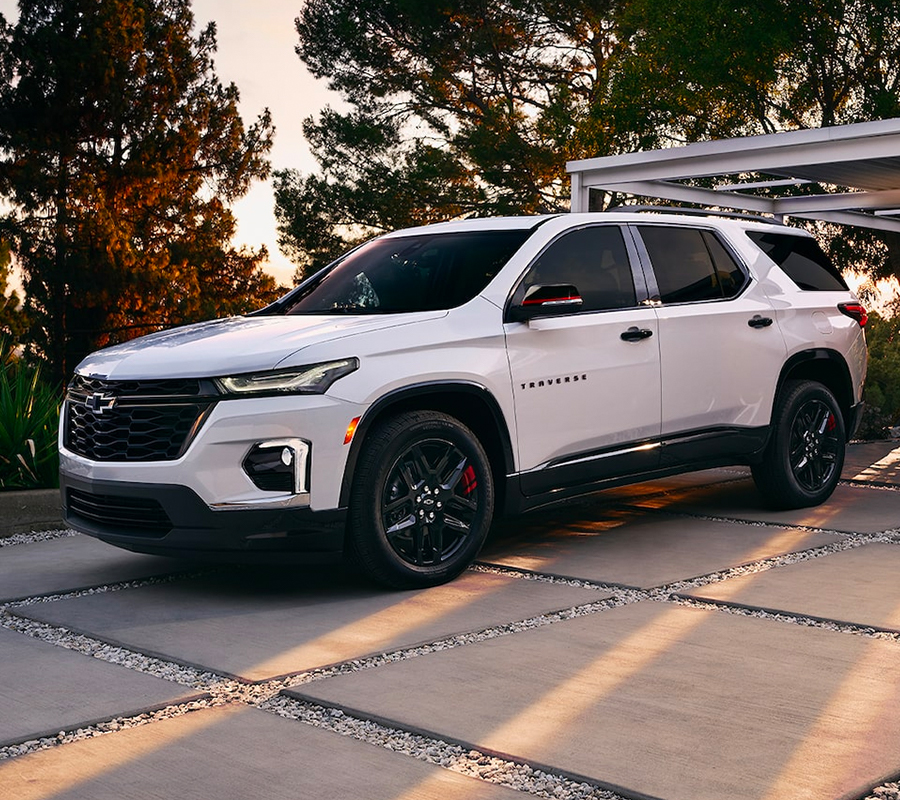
[504,224,662,495]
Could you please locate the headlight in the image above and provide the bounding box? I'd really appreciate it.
[216,358,359,396]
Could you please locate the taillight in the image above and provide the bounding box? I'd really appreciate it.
[838,302,868,328]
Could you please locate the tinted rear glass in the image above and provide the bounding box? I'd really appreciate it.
[747,231,848,291]
[284,230,531,314]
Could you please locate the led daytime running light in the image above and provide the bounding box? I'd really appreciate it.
[217,358,359,395]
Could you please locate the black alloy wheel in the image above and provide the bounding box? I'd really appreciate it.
[788,397,840,492]
[348,410,494,588]
[752,380,845,509]
[381,438,480,567]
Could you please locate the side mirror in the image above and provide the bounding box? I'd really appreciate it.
[508,284,583,323]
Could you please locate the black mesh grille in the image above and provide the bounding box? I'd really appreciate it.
[67,488,172,537]
[65,376,217,462]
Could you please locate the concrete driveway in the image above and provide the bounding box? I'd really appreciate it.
[1,442,899,800]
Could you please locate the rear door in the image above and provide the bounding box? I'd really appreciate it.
[632,224,786,462]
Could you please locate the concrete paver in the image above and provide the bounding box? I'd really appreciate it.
[295,602,900,800]
[588,466,750,501]
[683,541,900,631]
[843,442,900,485]
[0,705,524,799]
[16,569,603,681]
[0,627,201,747]
[484,508,840,587]
[0,533,191,602]
[626,480,900,533]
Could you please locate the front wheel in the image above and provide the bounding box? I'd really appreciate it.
[752,380,845,509]
[347,410,495,589]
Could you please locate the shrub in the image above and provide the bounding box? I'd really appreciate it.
[0,341,60,489]
[857,311,900,440]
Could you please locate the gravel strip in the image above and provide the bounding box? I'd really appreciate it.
[670,596,900,642]
[262,696,628,800]
[840,479,900,492]
[0,528,77,547]
[865,782,900,799]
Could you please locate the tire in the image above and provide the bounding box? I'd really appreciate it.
[347,410,495,589]
[752,380,845,509]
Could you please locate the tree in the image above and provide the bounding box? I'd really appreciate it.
[0,240,27,343]
[0,0,279,385]
[281,0,900,288]
[277,0,625,278]
[612,0,900,290]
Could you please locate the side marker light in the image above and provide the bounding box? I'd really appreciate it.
[344,416,361,445]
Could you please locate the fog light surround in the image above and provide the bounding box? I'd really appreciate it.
[243,438,310,494]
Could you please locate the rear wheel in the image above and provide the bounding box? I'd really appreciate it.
[752,380,845,508]
[347,410,494,588]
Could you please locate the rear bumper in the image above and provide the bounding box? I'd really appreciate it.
[60,474,346,563]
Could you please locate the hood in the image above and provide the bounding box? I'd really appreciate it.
[74,313,442,380]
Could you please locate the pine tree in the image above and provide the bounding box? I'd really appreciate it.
[0,0,278,384]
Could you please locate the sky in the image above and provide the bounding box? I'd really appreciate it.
[190,0,340,286]
[0,0,339,287]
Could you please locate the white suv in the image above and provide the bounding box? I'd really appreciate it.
[59,211,868,587]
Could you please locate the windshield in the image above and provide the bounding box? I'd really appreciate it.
[283,230,531,315]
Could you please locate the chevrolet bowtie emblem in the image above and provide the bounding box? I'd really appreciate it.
[87,392,117,415]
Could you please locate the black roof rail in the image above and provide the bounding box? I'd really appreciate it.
[604,205,784,225]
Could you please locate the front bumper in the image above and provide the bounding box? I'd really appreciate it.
[59,390,362,562]
[61,474,346,562]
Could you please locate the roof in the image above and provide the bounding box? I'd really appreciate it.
[567,118,900,233]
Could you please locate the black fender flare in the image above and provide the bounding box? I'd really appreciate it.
[773,348,856,434]
[338,381,516,508]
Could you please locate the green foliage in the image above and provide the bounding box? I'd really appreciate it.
[0,0,279,385]
[0,340,59,489]
[857,311,900,439]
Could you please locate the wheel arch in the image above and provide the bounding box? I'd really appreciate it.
[776,349,856,440]
[339,381,515,509]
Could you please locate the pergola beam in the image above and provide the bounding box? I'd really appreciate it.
[567,118,900,232]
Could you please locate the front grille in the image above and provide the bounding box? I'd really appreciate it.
[67,488,172,537]
[65,376,218,462]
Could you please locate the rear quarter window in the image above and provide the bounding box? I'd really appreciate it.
[747,231,848,291]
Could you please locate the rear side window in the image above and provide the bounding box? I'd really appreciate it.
[747,231,848,291]
[636,226,747,303]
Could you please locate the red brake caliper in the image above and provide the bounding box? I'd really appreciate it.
[461,465,478,495]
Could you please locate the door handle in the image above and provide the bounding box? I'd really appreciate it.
[620,326,654,341]
[748,315,773,329]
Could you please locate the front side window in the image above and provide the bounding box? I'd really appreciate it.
[283,230,531,315]
[637,226,747,304]
[747,231,848,291]
[520,226,637,312]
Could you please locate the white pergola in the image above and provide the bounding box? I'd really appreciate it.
[567,118,900,233]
